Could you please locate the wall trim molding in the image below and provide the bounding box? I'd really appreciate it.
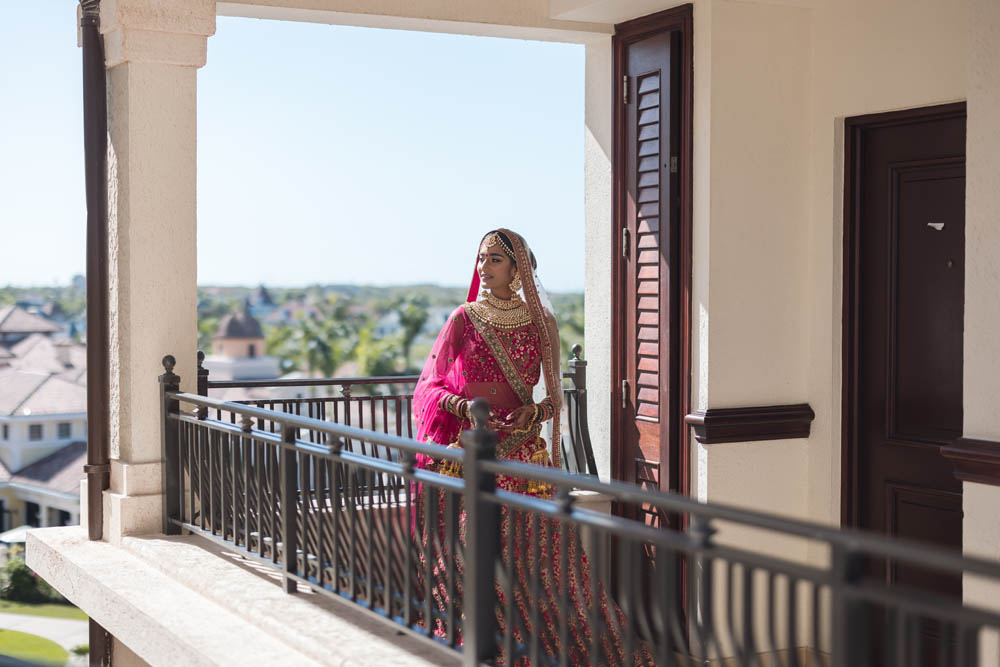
[684,404,815,445]
[941,438,1000,486]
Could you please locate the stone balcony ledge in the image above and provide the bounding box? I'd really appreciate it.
[27,526,460,667]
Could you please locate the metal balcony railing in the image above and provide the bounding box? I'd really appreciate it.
[196,344,598,477]
[160,354,1000,667]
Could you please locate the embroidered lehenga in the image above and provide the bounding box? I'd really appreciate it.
[411,230,651,665]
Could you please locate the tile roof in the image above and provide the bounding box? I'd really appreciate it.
[10,334,86,377]
[0,370,88,416]
[0,306,61,335]
[10,441,84,494]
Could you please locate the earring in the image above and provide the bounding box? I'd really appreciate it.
[509,273,522,292]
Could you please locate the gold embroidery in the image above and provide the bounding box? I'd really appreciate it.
[462,303,533,405]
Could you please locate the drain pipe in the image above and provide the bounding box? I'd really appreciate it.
[80,2,113,662]
[80,0,110,544]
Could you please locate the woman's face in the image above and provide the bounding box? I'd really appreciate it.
[477,241,517,292]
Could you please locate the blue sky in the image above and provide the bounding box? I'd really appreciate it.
[0,5,585,291]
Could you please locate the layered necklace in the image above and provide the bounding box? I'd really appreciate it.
[467,291,533,330]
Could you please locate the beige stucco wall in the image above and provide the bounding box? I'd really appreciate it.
[963,0,1000,661]
[695,1,813,553]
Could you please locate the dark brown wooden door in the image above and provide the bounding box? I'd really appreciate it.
[619,27,682,522]
[847,105,966,596]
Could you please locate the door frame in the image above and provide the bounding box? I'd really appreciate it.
[610,4,693,500]
[839,101,968,528]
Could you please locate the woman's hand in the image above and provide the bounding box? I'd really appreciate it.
[505,405,535,430]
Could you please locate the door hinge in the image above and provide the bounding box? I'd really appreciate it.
[622,227,630,259]
[623,75,629,105]
[622,379,630,409]
[670,156,678,173]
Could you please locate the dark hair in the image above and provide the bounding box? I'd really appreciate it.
[482,230,538,271]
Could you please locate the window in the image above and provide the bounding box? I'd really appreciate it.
[57,509,72,527]
[248,344,256,359]
[28,424,42,441]
[58,422,71,439]
[25,502,40,528]
[1,424,7,440]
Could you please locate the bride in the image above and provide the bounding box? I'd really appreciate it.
[412,229,650,665]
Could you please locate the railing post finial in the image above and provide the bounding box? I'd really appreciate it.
[159,355,180,393]
[197,350,209,396]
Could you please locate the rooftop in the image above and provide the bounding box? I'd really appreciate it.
[10,442,86,494]
[0,370,88,417]
[215,300,264,339]
[0,305,61,336]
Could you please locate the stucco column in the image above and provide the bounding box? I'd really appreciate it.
[583,38,612,481]
[962,1,1000,663]
[97,0,214,543]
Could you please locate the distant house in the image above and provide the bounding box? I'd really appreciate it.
[203,300,281,382]
[0,305,61,346]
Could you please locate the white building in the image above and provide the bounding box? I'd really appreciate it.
[0,330,87,529]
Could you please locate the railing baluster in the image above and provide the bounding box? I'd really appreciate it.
[787,576,800,667]
[445,490,456,646]
[529,512,541,665]
[423,484,436,637]
[280,425,298,593]
[330,453,341,594]
[254,440,267,558]
[503,508,515,663]
[402,461,413,628]
[811,582,822,665]
[589,525,601,664]
[767,571,779,661]
[366,467,375,608]
[743,564,757,667]
[349,462,358,602]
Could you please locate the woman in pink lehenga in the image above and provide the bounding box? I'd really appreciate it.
[412,229,652,665]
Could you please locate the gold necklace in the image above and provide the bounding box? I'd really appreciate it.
[485,292,521,311]
[467,294,532,330]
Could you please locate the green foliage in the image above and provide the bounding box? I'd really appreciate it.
[197,316,219,354]
[0,629,68,665]
[354,325,402,381]
[71,644,89,656]
[1,559,42,603]
[392,295,430,371]
[0,559,66,605]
